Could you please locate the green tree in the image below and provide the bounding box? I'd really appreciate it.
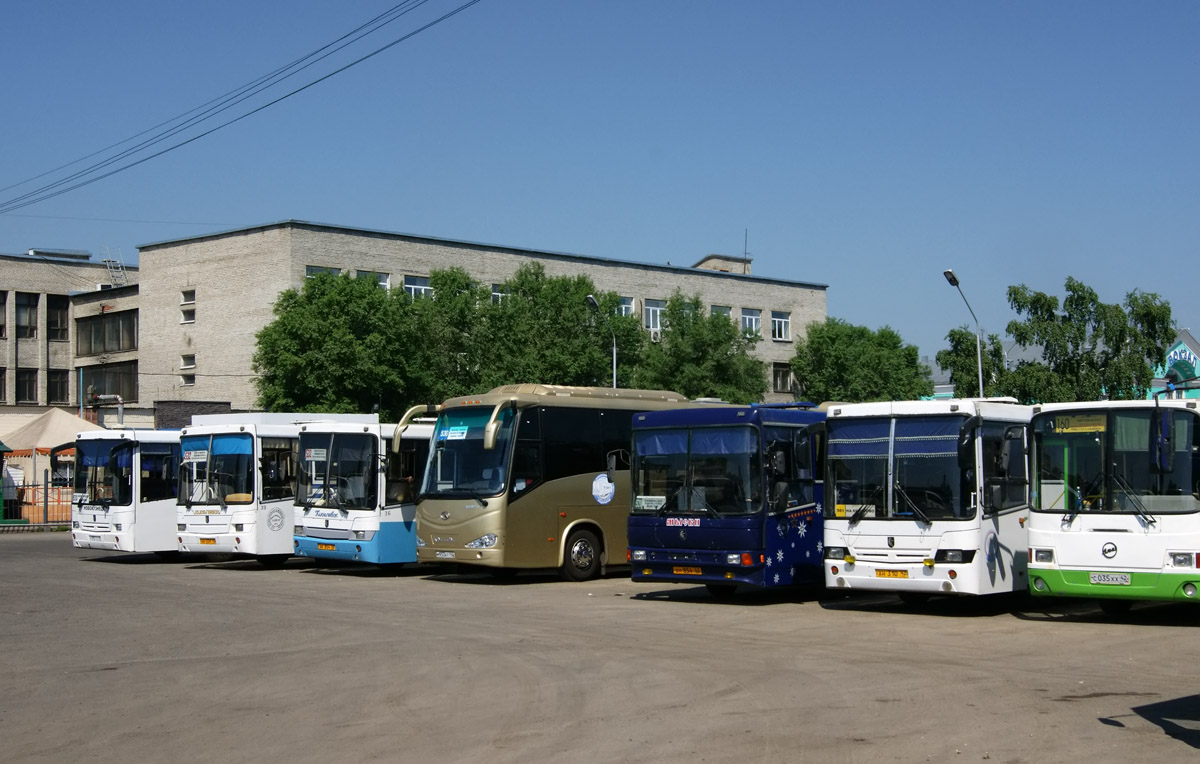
[632,291,766,403]
[935,326,1008,398]
[252,272,414,418]
[791,318,932,402]
[1005,277,1174,401]
[405,268,489,404]
[474,262,636,388]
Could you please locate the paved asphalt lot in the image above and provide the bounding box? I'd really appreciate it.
[2,532,1198,763]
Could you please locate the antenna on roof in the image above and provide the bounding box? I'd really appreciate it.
[743,229,750,274]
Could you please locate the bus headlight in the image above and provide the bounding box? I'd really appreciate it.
[1034,549,1054,564]
[178,524,186,532]
[934,549,976,563]
[113,523,122,531]
[631,550,647,561]
[465,534,498,549]
[294,525,303,535]
[415,536,425,547]
[72,521,79,529]
[825,546,847,561]
[1170,553,1195,568]
[354,530,376,541]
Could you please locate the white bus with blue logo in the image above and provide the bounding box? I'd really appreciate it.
[68,429,182,556]
[1027,398,1200,612]
[176,414,374,567]
[627,404,826,596]
[398,385,688,581]
[823,399,1033,602]
[293,421,433,565]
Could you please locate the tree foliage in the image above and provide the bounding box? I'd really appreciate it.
[935,327,1008,398]
[790,318,932,403]
[1002,277,1174,402]
[631,291,767,403]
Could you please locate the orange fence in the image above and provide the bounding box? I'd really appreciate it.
[2,483,73,525]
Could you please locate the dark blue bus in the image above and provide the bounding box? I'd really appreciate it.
[627,404,825,596]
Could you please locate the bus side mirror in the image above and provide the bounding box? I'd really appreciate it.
[606,452,616,485]
[1152,409,1175,473]
[958,415,982,469]
[985,483,1004,513]
[999,426,1023,475]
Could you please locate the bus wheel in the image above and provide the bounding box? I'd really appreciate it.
[562,529,601,581]
[259,555,290,569]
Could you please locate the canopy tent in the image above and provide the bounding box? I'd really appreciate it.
[3,409,105,457]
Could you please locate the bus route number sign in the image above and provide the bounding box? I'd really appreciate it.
[1053,414,1106,434]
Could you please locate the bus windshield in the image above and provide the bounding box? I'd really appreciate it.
[632,426,761,516]
[422,406,515,499]
[179,433,254,506]
[298,432,378,511]
[826,416,966,521]
[75,439,132,506]
[1032,408,1200,515]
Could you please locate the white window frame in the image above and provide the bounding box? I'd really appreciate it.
[644,299,665,331]
[711,305,731,318]
[772,363,793,394]
[618,297,635,317]
[180,354,196,370]
[180,307,196,324]
[404,275,434,300]
[305,265,340,279]
[491,284,508,304]
[741,308,761,336]
[771,311,791,342]
[180,289,196,305]
[357,270,390,289]
[180,374,196,387]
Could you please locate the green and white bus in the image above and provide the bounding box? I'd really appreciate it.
[1028,399,1200,611]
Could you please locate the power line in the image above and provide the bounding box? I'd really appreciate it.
[0,0,482,215]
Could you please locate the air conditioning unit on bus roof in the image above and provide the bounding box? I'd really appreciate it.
[649,329,662,343]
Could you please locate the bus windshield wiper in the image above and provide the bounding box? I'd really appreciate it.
[848,485,883,526]
[894,483,931,524]
[1112,470,1156,525]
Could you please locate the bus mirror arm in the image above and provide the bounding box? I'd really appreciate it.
[483,398,518,451]
[393,404,442,452]
[606,452,617,485]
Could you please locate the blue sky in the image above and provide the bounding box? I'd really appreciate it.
[2,1,1196,362]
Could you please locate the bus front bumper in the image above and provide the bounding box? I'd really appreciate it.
[629,547,766,587]
[1028,567,1200,602]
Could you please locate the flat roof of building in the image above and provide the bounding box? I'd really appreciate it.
[139,219,827,291]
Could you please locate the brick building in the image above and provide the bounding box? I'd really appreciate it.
[138,220,827,410]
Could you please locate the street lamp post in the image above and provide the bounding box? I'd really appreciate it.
[943,269,985,398]
[585,294,617,389]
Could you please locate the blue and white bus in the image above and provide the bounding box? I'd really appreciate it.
[293,421,433,565]
[177,414,374,567]
[68,429,181,556]
[628,404,826,596]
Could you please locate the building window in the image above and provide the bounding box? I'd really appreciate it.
[491,284,508,304]
[181,307,196,324]
[82,361,137,402]
[644,299,665,330]
[16,369,37,403]
[306,265,340,278]
[0,293,6,338]
[404,275,433,300]
[77,311,137,356]
[180,354,196,369]
[180,374,196,387]
[773,363,794,394]
[0,368,6,401]
[48,370,69,404]
[16,293,38,338]
[357,270,390,289]
[711,305,731,318]
[741,308,761,336]
[181,289,196,304]
[47,295,69,341]
[771,311,791,342]
[618,297,635,317]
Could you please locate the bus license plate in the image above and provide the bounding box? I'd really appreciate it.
[672,566,702,575]
[89,535,101,542]
[199,538,216,545]
[317,543,336,551]
[435,551,455,559]
[876,569,908,578]
[1089,572,1131,585]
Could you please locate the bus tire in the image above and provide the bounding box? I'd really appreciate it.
[258,554,290,569]
[562,529,601,581]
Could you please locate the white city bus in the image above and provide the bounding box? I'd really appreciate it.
[176,414,374,567]
[1027,399,1200,612]
[293,420,433,565]
[823,399,1033,602]
[68,429,182,556]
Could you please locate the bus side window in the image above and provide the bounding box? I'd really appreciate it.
[510,407,543,499]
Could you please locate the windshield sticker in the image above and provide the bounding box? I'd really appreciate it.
[666,517,701,527]
[441,426,469,441]
[182,449,208,464]
[304,448,327,461]
[1052,414,1106,434]
[592,473,615,505]
[634,495,667,511]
